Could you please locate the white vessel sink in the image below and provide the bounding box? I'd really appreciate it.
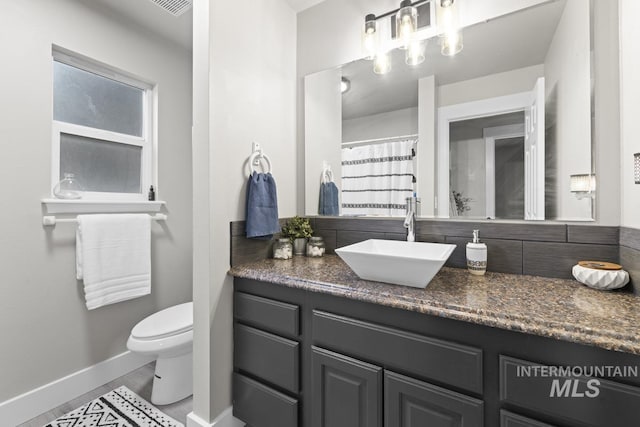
[335,239,456,288]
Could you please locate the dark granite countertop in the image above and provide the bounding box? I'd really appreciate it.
[229,255,640,355]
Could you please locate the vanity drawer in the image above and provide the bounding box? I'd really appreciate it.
[234,292,300,337]
[500,355,640,427]
[234,324,299,393]
[500,410,556,427]
[233,373,298,427]
[312,310,483,394]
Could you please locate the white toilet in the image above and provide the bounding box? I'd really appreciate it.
[127,302,193,405]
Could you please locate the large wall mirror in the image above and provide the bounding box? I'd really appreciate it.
[304,0,597,221]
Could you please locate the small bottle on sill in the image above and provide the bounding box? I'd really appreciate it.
[148,185,156,201]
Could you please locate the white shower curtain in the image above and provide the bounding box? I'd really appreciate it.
[341,139,416,216]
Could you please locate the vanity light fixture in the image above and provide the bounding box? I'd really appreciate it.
[438,0,463,56]
[341,77,351,94]
[396,0,419,50]
[362,14,379,60]
[406,40,426,66]
[441,31,463,56]
[373,52,392,75]
[363,1,430,74]
[570,174,596,199]
[635,153,640,184]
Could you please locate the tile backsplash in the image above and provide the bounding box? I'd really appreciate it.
[230,218,639,292]
[620,227,640,293]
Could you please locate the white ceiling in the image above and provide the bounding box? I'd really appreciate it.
[81,0,327,51]
[342,0,567,119]
[286,0,328,12]
[79,0,193,50]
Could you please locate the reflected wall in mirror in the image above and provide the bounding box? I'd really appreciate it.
[304,0,596,221]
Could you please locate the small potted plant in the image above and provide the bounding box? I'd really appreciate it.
[281,216,313,256]
[452,190,472,216]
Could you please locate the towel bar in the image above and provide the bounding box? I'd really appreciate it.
[43,214,167,226]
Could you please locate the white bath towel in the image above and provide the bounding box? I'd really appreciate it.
[76,214,151,310]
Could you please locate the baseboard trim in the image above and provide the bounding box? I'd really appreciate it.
[187,407,245,427]
[0,350,153,426]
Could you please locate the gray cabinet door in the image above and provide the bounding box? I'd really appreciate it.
[385,371,484,427]
[500,355,640,427]
[312,346,382,427]
[233,373,298,427]
[500,410,556,427]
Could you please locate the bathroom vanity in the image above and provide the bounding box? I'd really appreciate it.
[229,256,640,427]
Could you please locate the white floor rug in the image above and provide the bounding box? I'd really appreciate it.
[44,385,184,427]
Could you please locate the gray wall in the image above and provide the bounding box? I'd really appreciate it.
[342,107,419,142]
[592,0,621,226]
[305,68,343,216]
[495,139,525,219]
[620,0,640,228]
[192,0,297,422]
[449,125,487,217]
[437,64,544,108]
[544,0,592,221]
[0,0,192,402]
[618,0,640,288]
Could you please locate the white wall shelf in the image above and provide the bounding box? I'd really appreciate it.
[41,199,165,214]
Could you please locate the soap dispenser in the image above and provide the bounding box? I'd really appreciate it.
[466,230,487,276]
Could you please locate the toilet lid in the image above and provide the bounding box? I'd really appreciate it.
[131,302,193,340]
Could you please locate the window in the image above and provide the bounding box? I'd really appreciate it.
[52,49,154,200]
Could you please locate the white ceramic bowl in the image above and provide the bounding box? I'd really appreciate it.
[572,265,629,290]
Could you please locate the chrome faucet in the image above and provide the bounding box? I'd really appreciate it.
[404,196,419,242]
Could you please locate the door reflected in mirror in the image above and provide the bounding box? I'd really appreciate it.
[441,77,547,221]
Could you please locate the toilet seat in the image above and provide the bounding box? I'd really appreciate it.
[131,302,193,340]
[127,328,193,357]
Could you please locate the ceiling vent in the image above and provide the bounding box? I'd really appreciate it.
[148,0,193,16]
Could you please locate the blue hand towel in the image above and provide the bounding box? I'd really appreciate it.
[319,183,325,214]
[319,182,339,216]
[246,172,281,239]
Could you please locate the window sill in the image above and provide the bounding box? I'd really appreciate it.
[41,199,165,214]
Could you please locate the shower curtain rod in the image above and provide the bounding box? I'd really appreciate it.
[341,133,419,148]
